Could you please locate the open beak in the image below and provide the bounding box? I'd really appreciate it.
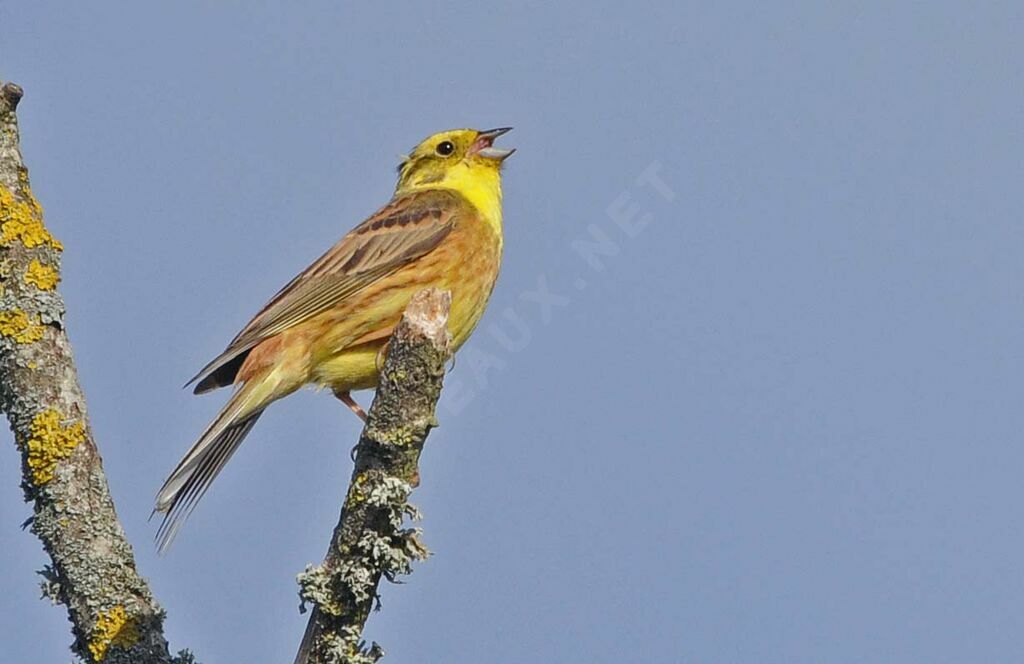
[471,127,515,161]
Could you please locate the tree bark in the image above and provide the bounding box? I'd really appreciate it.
[294,288,451,664]
[0,82,183,663]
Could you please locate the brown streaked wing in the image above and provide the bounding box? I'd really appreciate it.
[186,188,468,389]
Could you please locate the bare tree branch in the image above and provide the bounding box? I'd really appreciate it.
[295,288,451,664]
[0,81,185,664]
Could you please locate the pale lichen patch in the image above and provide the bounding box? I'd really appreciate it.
[24,258,59,290]
[297,564,345,616]
[20,409,85,485]
[88,605,140,662]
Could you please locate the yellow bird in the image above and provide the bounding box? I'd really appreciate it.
[155,127,513,550]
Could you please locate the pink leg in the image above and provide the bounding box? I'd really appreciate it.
[334,390,367,423]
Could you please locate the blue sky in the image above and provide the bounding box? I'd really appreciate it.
[2,2,1023,662]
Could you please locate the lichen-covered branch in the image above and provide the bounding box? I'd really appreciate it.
[294,289,452,664]
[0,82,186,663]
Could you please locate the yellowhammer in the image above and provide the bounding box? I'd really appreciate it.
[154,127,513,550]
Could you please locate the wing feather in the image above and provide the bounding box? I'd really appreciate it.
[187,189,464,391]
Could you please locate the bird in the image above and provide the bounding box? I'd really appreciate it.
[153,127,513,551]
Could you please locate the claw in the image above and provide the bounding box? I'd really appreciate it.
[374,342,390,374]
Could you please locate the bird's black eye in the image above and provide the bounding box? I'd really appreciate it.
[436,141,455,156]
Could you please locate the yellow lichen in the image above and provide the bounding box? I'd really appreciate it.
[24,258,59,290]
[0,185,62,250]
[348,472,369,504]
[0,308,44,343]
[88,605,139,662]
[20,409,85,485]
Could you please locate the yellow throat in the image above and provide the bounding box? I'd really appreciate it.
[402,162,503,239]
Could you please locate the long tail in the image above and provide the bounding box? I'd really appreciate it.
[154,378,275,553]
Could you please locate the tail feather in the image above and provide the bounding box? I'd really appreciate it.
[154,381,271,553]
[155,413,262,553]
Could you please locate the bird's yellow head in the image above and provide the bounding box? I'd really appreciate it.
[395,129,514,218]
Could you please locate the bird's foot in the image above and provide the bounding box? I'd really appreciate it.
[374,341,390,374]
